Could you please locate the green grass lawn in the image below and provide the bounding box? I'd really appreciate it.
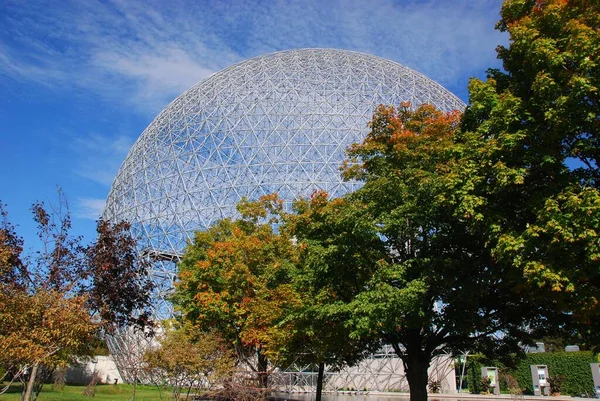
[0,383,167,401]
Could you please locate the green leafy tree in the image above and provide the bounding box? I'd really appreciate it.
[459,0,600,347]
[320,2,600,400]
[333,104,551,401]
[490,0,600,188]
[173,194,300,387]
[283,192,385,401]
[174,192,380,398]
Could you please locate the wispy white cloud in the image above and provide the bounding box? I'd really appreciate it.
[0,0,507,210]
[71,134,135,186]
[74,197,106,220]
[0,0,235,113]
[224,0,506,91]
[93,47,216,108]
[0,0,505,113]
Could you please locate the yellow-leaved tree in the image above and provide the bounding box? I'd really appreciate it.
[173,194,300,388]
[0,192,154,401]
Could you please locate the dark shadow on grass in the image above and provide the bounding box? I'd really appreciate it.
[1,383,24,394]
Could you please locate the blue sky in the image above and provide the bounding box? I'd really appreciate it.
[0,0,506,247]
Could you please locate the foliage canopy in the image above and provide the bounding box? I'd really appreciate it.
[173,195,300,386]
[0,195,153,401]
[173,3,600,401]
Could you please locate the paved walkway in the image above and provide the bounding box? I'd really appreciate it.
[345,393,597,401]
[272,392,598,401]
[409,394,592,401]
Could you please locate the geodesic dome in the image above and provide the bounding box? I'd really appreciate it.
[103,48,465,312]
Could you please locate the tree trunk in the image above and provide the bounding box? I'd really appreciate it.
[404,352,430,401]
[23,362,39,401]
[315,362,325,401]
[257,351,268,388]
[129,371,137,401]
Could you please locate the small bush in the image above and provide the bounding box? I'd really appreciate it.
[53,368,66,391]
[480,376,492,394]
[428,378,442,393]
[547,375,565,395]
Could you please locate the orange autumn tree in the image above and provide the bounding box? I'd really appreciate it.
[0,290,94,398]
[173,194,300,387]
[0,201,95,401]
[0,194,154,401]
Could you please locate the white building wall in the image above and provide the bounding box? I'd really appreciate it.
[327,354,456,393]
[66,356,123,385]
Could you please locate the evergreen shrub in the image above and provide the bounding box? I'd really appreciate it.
[465,352,596,396]
[512,352,595,396]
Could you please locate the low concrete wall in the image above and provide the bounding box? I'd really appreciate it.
[272,354,456,394]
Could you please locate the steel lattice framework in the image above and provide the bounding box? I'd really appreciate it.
[104,48,465,315]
